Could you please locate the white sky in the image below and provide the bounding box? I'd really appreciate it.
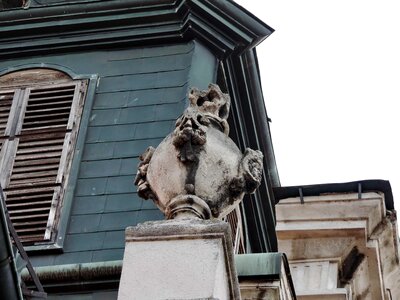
[236,0,400,210]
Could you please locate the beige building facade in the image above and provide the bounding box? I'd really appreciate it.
[275,181,400,300]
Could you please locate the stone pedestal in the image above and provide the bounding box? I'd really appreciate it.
[118,219,240,300]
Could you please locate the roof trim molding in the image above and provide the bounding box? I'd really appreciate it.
[223,50,279,253]
[0,0,273,58]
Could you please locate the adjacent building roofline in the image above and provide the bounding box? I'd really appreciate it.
[273,179,394,211]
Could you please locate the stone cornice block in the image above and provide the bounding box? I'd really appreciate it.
[276,192,385,240]
[276,191,400,299]
[125,218,234,242]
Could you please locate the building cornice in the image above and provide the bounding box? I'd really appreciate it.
[0,0,273,59]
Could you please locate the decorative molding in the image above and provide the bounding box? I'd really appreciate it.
[223,51,279,252]
[0,0,273,59]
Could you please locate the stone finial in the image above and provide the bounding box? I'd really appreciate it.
[134,84,263,220]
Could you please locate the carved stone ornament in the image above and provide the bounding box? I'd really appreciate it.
[134,84,263,220]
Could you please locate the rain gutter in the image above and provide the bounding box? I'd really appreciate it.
[21,260,123,288]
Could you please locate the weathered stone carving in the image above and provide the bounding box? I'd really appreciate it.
[134,84,263,220]
[135,147,156,200]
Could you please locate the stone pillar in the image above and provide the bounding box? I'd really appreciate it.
[118,219,241,300]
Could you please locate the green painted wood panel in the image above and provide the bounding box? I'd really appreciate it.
[47,290,118,300]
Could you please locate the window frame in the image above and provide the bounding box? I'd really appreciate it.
[0,67,98,252]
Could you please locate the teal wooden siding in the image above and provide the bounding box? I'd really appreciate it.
[0,41,217,267]
[47,290,118,300]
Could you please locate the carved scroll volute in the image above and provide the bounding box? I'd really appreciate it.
[134,84,263,220]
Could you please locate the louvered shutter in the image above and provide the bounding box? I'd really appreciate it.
[0,89,20,189]
[0,90,14,136]
[0,91,12,158]
[226,206,245,254]
[3,82,86,244]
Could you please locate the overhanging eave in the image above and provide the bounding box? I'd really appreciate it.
[0,0,273,58]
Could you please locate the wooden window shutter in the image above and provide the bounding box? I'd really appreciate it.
[0,90,14,136]
[0,89,22,187]
[0,90,13,155]
[226,206,245,254]
[1,80,86,245]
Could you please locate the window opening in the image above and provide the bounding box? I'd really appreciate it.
[0,68,87,245]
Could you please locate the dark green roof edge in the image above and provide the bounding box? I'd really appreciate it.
[223,49,279,252]
[23,254,284,282]
[22,254,296,297]
[235,253,282,278]
[0,0,273,59]
[236,253,297,299]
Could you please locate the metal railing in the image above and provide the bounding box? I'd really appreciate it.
[0,185,47,299]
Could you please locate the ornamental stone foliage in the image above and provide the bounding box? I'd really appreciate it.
[134,84,263,220]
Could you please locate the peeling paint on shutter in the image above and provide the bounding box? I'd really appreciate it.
[0,90,13,137]
[0,91,13,170]
[0,90,19,189]
[3,82,85,244]
[20,84,76,133]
